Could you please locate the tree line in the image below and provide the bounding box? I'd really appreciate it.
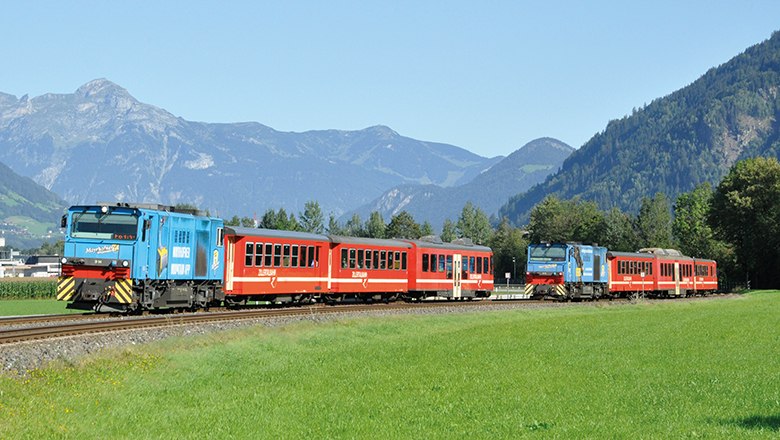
[24,157,778,289]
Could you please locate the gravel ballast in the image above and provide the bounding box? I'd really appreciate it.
[0,296,740,376]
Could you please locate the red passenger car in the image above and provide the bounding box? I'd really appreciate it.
[223,227,329,304]
[404,238,494,300]
[327,236,412,302]
[608,249,718,297]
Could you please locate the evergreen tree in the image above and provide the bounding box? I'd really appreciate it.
[635,193,674,249]
[455,202,493,245]
[365,211,386,239]
[488,218,528,282]
[420,221,434,237]
[440,219,457,242]
[299,201,324,234]
[386,211,422,239]
[598,208,639,252]
[225,215,241,227]
[344,213,365,237]
[327,214,344,235]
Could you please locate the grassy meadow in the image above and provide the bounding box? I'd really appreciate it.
[1,292,779,438]
[0,299,85,316]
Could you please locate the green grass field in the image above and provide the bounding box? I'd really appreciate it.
[0,299,85,316]
[1,293,778,438]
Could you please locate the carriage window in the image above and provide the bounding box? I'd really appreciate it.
[364,249,372,269]
[300,246,308,268]
[446,256,453,279]
[422,254,429,272]
[264,243,273,267]
[291,245,299,267]
[401,252,407,270]
[245,242,254,266]
[310,246,318,267]
[380,251,387,270]
[392,251,399,270]
[373,250,379,270]
[430,254,437,272]
[476,257,482,274]
[357,249,364,269]
[349,249,357,269]
[438,254,446,273]
[282,244,291,267]
[254,243,263,267]
[484,257,489,274]
[388,251,395,270]
[341,249,348,269]
[274,244,282,267]
[469,256,476,273]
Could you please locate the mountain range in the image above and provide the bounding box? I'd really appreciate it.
[347,137,573,227]
[500,30,780,223]
[0,79,506,221]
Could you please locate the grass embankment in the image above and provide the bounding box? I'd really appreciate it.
[1,293,779,438]
[0,299,84,316]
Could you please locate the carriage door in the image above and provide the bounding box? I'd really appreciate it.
[453,254,462,298]
[674,262,681,296]
[225,237,235,291]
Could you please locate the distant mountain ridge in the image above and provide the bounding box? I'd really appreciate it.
[0,79,502,219]
[500,30,780,224]
[346,138,573,228]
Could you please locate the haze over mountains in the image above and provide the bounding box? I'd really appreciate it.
[0,79,506,220]
[348,138,573,227]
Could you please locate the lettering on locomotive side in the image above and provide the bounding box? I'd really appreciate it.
[469,274,483,280]
[352,271,368,278]
[172,246,191,259]
[258,269,277,276]
[170,263,191,275]
[85,244,120,254]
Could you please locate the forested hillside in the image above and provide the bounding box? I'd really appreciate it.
[500,30,780,223]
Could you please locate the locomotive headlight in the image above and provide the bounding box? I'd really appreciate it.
[101,205,109,214]
[61,257,68,264]
[121,260,130,267]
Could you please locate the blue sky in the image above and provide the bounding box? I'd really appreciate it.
[2,1,779,157]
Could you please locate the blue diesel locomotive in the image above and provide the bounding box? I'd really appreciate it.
[524,242,609,300]
[57,203,225,312]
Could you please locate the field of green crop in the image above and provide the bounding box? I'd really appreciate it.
[1,293,778,438]
[0,278,56,300]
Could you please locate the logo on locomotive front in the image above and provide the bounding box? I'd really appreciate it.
[212,249,219,270]
[85,244,120,254]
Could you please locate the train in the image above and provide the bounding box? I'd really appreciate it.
[524,242,718,300]
[57,203,494,312]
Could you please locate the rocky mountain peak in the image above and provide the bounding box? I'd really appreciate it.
[75,78,133,101]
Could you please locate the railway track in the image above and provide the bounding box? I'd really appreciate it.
[0,300,498,345]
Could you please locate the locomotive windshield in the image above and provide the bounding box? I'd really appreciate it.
[71,212,138,241]
[529,245,566,261]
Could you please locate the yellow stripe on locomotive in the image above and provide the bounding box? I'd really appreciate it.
[113,279,134,304]
[56,276,75,301]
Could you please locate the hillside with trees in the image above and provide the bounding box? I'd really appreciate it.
[500,30,780,223]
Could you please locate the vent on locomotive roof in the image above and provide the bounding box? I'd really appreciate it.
[638,248,682,256]
[451,238,474,246]
[419,235,443,244]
